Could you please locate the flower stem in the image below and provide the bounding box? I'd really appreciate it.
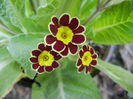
[83,0,112,25]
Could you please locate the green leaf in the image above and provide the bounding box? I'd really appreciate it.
[33,0,97,31]
[0,0,44,33]
[96,59,133,94]
[89,1,133,44]
[33,0,65,32]
[59,0,97,23]
[33,59,102,99]
[0,61,23,98]
[78,0,97,23]
[32,83,45,99]
[109,0,125,5]
[25,0,35,17]
[20,18,45,33]
[7,33,45,79]
[60,0,82,16]
[0,23,14,42]
[0,45,17,74]
[0,26,13,38]
[0,46,23,98]
[0,45,10,58]
[1,0,25,29]
[0,0,22,33]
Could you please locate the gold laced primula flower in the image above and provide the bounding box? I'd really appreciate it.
[45,14,86,56]
[29,43,61,73]
[76,45,98,74]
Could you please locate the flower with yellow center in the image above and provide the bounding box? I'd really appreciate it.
[38,51,54,66]
[30,43,62,73]
[76,45,98,74]
[45,14,86,56]
[81,52,92,66]
[56,26,74,45]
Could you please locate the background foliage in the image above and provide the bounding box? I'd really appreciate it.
[0,0,133,99]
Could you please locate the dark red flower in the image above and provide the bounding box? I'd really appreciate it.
[76,45,98,74]
[45,14,86,56]
[29,43,62,73]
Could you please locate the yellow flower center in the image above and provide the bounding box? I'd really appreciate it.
[38,51,54,66]
[56,26,74,45]
[81,51,92,66]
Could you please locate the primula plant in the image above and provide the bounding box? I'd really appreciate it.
[0,0,133,99]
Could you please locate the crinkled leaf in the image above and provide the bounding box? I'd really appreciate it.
[7,33,45,79]
[33,59,102,99]
[89,1,133,44]
[0,46,23,98]
[0,23,14,41]
[0,0,22,33]
[0,0,45,33]
[33,0,66,32]
[1,0,25,29]
[34,0,97,32]
[0,46,11,66]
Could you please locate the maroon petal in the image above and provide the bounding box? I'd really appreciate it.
[53,41,65,52]
[50,51,62,60]
[32,63,39,69]
[45,45,52,51]
[86,66,92,73]
[38,43,45,51]
[32,50,41,57]
[38,66,45,73]
[50,51,57,56]
[73,26,84,34]
[83,45,89,52]
[69,18,79,30]
[90,60,97,66]
[52,61,59,68]
[77,59,82,66]
[60,14,69,26]
[49,24,57,35]
[68,43,78,54]
[92,54,98,58]
[52,17,58,25]
[78,66,84,72]
[60,46,69,56]
[54,54,62,60]
[79,50,84,58]
[72,35,85,44]
[90,48,94,55]
[45,35,56,44]
[45,66,53,72]
[30,57,38,63]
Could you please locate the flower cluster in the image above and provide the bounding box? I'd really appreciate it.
[29,14,98,74]
[30,43,61,73]
[45,14,85,56]
[77,45,98,74]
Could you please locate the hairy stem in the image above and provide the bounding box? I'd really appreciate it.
[83,10,100,25]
